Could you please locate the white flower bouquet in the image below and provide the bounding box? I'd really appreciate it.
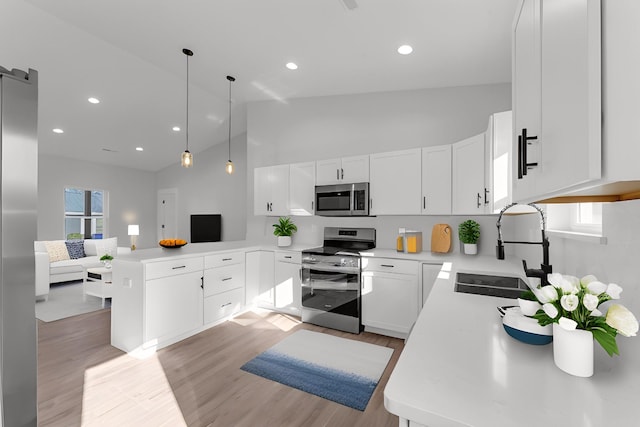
[521,273,639,356]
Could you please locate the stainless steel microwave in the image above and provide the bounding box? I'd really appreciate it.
[314,182,369,216]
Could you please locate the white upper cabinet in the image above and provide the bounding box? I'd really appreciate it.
[512,0,601,202]
[369,149,422,215]
[452,133,486,215]
[316,155,369,185]
[488,111,513,213]
[289,162,315,216]
[421,145,452,215]
[253,164,290,216]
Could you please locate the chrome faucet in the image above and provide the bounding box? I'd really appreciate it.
[496,203,552,286]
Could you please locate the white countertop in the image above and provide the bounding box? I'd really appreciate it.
[114,240,311,263]
[384,255,640,427]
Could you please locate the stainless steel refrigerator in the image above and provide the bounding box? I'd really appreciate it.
[0,66,38,426]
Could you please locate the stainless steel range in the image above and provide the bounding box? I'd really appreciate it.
[301,227,376,334]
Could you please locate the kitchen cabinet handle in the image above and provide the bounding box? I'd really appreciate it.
[477,193,481,208]
[284,256,292,259]
[370,199,372,209]
[221,302,232,308]
[266,202,269,211]
[311,201,314,211]
[341,168,344,180]
[521,128,538,176]
[484,188,489,205]
[172,265,186,270]
[381,264,395,268]
[336,169,340,180]
[222,258,232,261]
[517,135,524,179]
[222,277,232,281]
[200,276,204,289]
[423,196,426,210]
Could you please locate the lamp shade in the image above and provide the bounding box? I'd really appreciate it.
[128,224,139,236]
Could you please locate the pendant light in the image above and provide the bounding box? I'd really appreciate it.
[181,48,194,168]
[225,75,236,174]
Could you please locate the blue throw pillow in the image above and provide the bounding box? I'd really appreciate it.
[65,240,85,259]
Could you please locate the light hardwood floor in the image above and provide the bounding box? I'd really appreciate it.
[37,309,404,426]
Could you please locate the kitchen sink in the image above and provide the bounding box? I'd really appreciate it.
[454,273,529,299]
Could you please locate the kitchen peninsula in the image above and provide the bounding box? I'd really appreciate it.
[384,256,640,427]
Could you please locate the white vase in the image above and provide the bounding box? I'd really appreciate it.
[277,236,292,247]
[552,323,594,377]
[463,243,477,255]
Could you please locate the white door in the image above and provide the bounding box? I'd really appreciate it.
[269,164,290,216]
[157,189,177,241]
[361,271,419,334]
[340,155,370,183]
[538,0,601,195]
[316,158,342,185]
[289,162,315,216]
[512,0,541,202]
[452,134,485,215]
[370,149,421,215]
[421,145,452,215]
[253,167,271,216]
[274,260,301,315]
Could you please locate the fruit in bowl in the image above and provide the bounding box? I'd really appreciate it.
[159,238,187,248]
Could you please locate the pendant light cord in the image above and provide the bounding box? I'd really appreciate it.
[186,53,190,152]
[227,76,235,161]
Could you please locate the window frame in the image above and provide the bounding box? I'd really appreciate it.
[64,187,108,240]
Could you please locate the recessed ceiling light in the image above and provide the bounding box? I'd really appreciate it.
[172,126,181,132]
[52,128,64,134]
[397,45,413,55]
[136,147,144,152]
[88,97,100,104]
[286,62,298,70]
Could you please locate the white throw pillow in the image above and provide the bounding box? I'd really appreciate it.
[44,241,70,262]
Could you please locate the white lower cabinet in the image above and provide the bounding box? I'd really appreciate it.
[361,258,420,338]
[204,288,244,324]
[145,270,204,345]
[273,251,302,316]
[203,252,245,325]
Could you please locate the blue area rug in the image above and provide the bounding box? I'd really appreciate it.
[241,330,393,411]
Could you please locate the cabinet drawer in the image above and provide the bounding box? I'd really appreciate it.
[203,263,245,297]
[275,251,301,264]
[204,287,244,324]
[362,258,418,275]
[204,251,245,269]
[145,257,203,281]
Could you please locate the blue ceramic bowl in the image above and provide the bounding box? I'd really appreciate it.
[502,307,553,345]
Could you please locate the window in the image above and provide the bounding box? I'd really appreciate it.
[545,202,605,244]
[64,188,107,239]
[571,203,602,234]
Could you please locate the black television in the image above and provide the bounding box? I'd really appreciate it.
[190,214,222,243]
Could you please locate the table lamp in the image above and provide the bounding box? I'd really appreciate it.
[128,224,139,250]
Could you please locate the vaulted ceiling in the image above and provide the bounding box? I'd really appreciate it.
[1,0,517,171]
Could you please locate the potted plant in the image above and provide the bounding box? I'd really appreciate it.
[100,253,114,268]
[458,219,480,255]
[273,217,297,247]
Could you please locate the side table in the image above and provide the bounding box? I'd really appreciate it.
[84,266,113,308]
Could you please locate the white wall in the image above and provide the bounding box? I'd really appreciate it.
[549,200,640,313]
[38,154,157,249]
[246,83,512,253]
[155,133,247,242]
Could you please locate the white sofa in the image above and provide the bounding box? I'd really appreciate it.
[34,237,131,300]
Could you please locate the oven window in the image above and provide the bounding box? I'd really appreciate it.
[316,191,350,212]
[301,288,359,317]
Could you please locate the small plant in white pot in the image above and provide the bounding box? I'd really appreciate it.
[273,217,297,247]
[458,220,480,255]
